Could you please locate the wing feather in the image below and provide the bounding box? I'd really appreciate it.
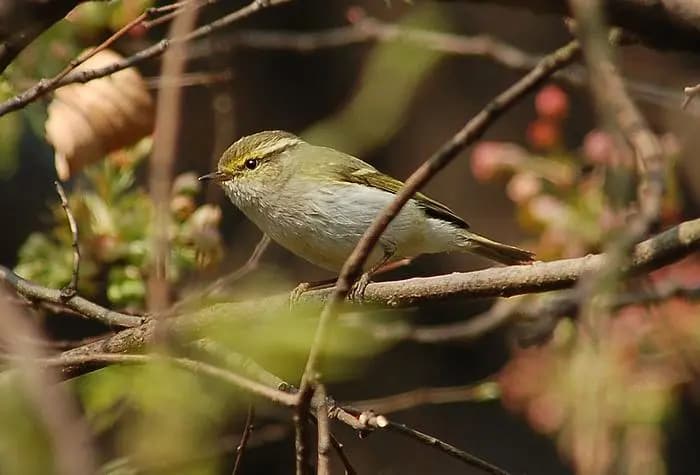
[313,149,469,229]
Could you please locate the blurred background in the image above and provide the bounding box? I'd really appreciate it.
[1,1,700,474]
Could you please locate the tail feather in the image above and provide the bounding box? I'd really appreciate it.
[463,232,535,265]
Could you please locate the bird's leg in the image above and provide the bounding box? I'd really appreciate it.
[348,245,396,302]
[289,278,338,307]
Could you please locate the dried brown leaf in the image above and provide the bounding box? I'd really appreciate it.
[45,49,155,180]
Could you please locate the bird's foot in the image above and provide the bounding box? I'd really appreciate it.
[348,272,371,302]
[289,282,312,309]
[289,278,337,308]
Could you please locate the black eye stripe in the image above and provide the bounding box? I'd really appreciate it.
[244,158,258,170]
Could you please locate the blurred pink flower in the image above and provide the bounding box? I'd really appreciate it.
[507,172,541,203]
[470,141,527,181]
[528,195,567,224]
[583,130,616,164]
[535,85,569,120]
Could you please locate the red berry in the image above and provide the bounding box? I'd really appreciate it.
[527,119,560,150]
[535,85,568,120]
[346,6,366,24]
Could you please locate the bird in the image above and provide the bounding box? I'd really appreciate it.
[199,130,534,298]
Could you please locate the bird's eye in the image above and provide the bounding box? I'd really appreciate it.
[244,158,258,170]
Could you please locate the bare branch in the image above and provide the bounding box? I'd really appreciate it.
[174,233,271,313]
[327,432,356,475]
[0,0,292,118]
[54,181,80,298]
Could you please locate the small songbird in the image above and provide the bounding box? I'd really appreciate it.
[200,131,534,296]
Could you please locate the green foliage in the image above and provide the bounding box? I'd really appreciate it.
[0,78,23,178]
[0,376,53,475]
[14,139,223,308]
[77,362,230,475]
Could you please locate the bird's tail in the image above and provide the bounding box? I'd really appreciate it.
[460,231,535,265]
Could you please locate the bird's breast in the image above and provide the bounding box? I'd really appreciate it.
[229,180,433,271]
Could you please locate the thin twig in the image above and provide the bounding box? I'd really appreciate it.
[0,3,180,117]
[316,384,331,475]
[190,21,687,114]
[231,404,255,475]
[170,234,270,314]
[384,420,510,475]
[296,38,582,420]
[327,432,356,475]
[350,380,499,414]
[147,4,200,312]
[203,234,271,295]
[54,181,80,298]
[0,0,292,118]
[143,0,219,30]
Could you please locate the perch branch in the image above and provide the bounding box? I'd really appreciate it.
[2,218,697,340]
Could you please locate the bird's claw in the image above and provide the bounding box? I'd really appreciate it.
[289,282,311,308]
[348,273,371,302]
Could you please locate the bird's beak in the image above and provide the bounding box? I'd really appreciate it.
[198,171,228,183]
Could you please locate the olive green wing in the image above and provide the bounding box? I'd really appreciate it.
[343,163,470,229]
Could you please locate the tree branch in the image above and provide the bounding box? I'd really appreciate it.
[0,266,144,328]
[0,0,291,118]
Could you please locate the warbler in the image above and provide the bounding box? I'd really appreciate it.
[200,131,534,294]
